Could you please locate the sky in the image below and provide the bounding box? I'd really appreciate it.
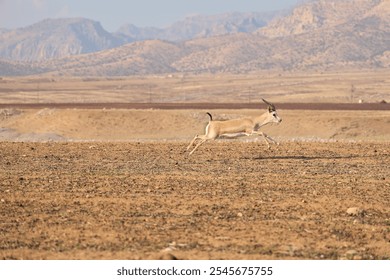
[0,0,301,31]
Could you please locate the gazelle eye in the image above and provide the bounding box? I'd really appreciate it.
[273,113,276,117]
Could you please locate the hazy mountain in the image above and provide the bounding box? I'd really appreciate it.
[0,0,389,76]
[257,0,384,37]
[42,0,389,76]
[0,18,127,61]
[117,12,277,41]
[43,40,185,76]
[0,12,278,62]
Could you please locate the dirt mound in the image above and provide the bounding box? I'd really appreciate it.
[0,127,66,142]
[0,108,22,119]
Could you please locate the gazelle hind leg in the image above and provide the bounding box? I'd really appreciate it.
[187,123,211,151]
[187,135,200,150]
[189,136,209,155]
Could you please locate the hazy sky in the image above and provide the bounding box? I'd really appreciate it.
[0,0,301,31]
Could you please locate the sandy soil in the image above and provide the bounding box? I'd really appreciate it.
[0,141,389,260]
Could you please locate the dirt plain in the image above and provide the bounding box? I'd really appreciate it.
[1,70,389,104]
[0,140,389,260]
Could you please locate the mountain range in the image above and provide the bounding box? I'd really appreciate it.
[0,0,389,76]
[0,12,277,62]
[117,12,277,42]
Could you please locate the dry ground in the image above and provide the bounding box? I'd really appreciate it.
[0,141,389,260]
[1,70,389,104]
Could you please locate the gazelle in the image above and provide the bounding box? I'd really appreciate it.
[187,99,282,155]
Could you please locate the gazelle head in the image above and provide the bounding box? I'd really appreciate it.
[262,98,282,124]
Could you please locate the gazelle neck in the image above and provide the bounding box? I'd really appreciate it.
[253,111,270,128]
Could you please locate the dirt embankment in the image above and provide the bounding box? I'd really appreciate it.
[0,108,389,142]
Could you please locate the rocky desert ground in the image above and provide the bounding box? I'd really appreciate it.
[0,140,389,260]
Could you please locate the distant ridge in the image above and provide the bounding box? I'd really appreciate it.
[0,18,126,61]
[0,12,278,62]
[116,12,276,41]
[257,0,384,37]
[0,0,389,76]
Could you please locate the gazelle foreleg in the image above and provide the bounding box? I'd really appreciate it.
[252,131,278,148]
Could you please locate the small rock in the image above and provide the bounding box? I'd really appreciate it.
[237,212,243,217]
[347,207,364,216]
[353,219,360,224]
[345,250,361,260]
[158,253,178,260]
[346,249,358,256]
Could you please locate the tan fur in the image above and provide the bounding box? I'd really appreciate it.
[187,100,282,155]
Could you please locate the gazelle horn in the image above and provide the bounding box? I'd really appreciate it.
[262,98,275,112]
